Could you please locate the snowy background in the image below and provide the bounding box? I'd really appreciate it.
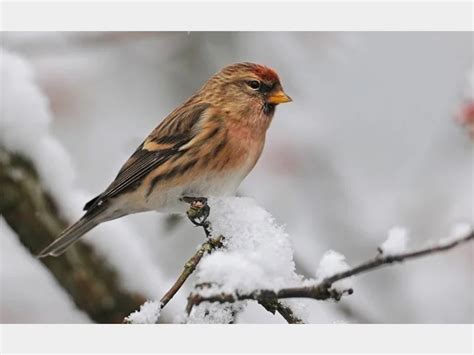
[1,32,472,323]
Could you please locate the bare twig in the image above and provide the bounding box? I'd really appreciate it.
[158,197,224,319]
[159,235,224,310]
[294,255,375,323]
[324,230,473,286]
[186,230,473,311]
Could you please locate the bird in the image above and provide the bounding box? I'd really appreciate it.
[37,62,292,258]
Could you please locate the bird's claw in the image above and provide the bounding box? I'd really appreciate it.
[181,196,211,232]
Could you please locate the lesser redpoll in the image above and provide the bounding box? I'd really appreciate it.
[38,62,292,257]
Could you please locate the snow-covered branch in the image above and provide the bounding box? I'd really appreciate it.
[0,148,147,323]
[185,226,473,312]
[129,196,472,324]
[1,48,173,323]
[138,199,304,324]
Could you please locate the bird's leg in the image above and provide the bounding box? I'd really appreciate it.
[180,196,211,237]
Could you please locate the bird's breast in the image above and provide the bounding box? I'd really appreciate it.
[134,125,265,213]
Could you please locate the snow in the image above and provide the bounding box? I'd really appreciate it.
[0,49,77,218]
[3,48,284,325]
[125,301,161,324]
[315,250,353,292]
[0,48,179,321]
[379,227,409,256]
[186,302,244,324]
[438,223,473,247]
[185,196,307,323]
[198,197,302,293]
[316,250,350,279]
[1,32,472,324]
[449,223,473,239]
[279,299,309,323]
[0,218,90,323]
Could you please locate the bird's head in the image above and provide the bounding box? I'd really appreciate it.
[201,62,292,123]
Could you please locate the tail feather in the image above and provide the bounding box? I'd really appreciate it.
[37,215,100,258]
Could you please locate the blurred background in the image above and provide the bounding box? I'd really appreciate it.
[1,32,472,323]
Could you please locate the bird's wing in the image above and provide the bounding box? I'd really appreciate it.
[83,102,210,212]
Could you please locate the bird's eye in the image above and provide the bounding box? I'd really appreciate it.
[247,80,261,90]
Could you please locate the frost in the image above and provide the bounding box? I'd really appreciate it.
[438,223,473,247]
[125,301,161,324]
[379,226,409,256]
[316,250,353,291]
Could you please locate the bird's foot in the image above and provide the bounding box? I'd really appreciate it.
[180,196,211,236]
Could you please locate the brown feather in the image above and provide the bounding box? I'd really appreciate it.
[83,103,210,211]
[84,62,288,213]
[43,62,291,258]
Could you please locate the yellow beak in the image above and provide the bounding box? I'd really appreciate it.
[267,90,293,104]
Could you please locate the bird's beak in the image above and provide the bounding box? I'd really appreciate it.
[267,89,292,104]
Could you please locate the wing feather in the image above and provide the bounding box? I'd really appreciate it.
[83,102,210,212]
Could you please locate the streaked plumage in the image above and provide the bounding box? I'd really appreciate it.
[38,62,292,258]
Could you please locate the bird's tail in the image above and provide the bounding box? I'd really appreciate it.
[37,213,102,258]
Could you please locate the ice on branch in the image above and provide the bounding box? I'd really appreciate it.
[438,223,473,247]
[316,250,353,291]
[379,226,409,256]
[125,301,161,324]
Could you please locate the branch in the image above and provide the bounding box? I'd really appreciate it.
[294,255,376,323]
[324,230,473,286]
[157,198,304,324]
[0,148,147,323]
[159,235,224,310]
[183,284,304,324]
[186,230,473,311]
[257,298,304,324]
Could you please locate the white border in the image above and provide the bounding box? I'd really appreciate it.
[1,324,473,353]
[1,1,472,31]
